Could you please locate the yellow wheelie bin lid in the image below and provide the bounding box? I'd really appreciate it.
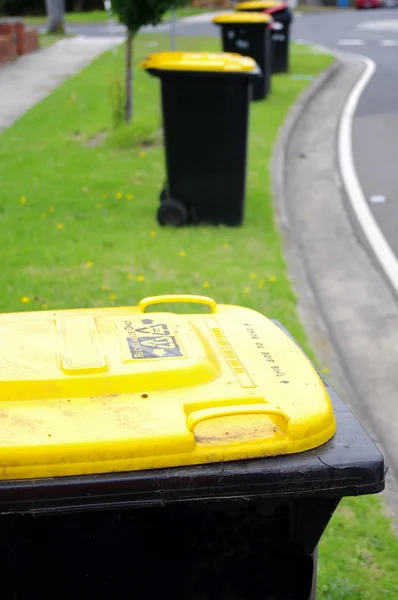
[141,51,259,74]
[0,295,336,481]
[236,0,283,10]
[213,12,272,24]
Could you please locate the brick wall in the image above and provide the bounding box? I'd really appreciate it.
[20,29,39,55]
[0,21,39,65]
[0,34,17,65]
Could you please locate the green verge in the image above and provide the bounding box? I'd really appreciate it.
[24,11,109,26]
[39,33,74,48]
[0,34,397,598]
[24,7,206,27]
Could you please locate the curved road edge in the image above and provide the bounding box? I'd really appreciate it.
[338,55,398,299]
[272,53,398,522]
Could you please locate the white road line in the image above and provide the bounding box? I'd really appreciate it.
[338,39,365,46]
[358,19,398,31]
[370,194,387,204]
[338,56,398,295]
[380,39,398,46]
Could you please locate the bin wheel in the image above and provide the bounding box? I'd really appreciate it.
[157,198,188,227]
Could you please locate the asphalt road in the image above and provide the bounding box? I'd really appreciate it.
[291,10,398,266]
[63,9,398,264]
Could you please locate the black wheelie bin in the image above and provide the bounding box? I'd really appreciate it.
[0,295,386,600]
[213,12,273,101]
[141,52,261,226]
[236,0,293,73]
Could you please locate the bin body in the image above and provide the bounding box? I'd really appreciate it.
[0,357,385,600]
[161,71,251,225]
[0,498,333,600]
[0,298,386,599]
[236,1,293,73]
[142,53,260,226]
[267,4,293,73]
[215,20,271,101]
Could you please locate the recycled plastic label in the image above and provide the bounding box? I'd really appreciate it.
[123,319,183,360]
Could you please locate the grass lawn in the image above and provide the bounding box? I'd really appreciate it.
[24,10,109,26]
[165,6,214,19]
[0,33,397,597]
[39,33,74,48]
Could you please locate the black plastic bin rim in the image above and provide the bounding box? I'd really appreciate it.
[0,378,386,516]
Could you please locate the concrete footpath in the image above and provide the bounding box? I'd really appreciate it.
[273,53,398,518]
[0,35,123,132]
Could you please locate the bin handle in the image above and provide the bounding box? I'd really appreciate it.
[187,404,290,432]
[139,295,217,314]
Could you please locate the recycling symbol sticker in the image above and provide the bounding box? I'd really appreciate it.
[123,319,184,360]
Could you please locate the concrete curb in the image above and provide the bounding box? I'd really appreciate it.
[271,53,398,524]
[271,57,341,235]
[270,55,361,440]
[270,53,377,446]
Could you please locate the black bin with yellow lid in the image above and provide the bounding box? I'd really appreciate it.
[141,52,261,227]
[213,12,273,101]
[0,295,385,600]
[236,0,293,73]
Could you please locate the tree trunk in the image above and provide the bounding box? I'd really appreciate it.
[125,28,134,123]
[46,0,66,34]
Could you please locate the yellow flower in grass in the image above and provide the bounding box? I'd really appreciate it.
[116,192,123,199]
[85,261,93,268]
[109,293,117,301]
[243,287,250,294]
[20,196,27,205]
[149,231,157,238]
[203,281,210,289]
[136,275,145,282]
[140,152,147,158]
[249,273,257,280]
[179,250,187,257]
[126,193,134,200]
[41,304,48,310]
[268,275,276,283]
[56,223,64,230]
[126,273,133,280]
[21,296,30,304]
